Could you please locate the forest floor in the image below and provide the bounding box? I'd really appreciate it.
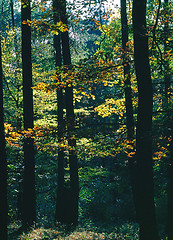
[8,220,167,240]
[8,221,140,239]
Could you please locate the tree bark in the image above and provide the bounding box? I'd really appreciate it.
[60,0,79,226]
[132,1,159,239]
[21,0,36,228]
[0,35,8,240]
[53,0,79,226]
[120,0,137,220]
[53,0,65,223]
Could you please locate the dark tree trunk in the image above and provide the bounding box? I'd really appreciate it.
[0,36,8,240]
[132,1,159,239]
[120,0,137,219]
[61,0,79,226]
[21,0,36,228]
[53,0,79,226]
[53,0,65,223]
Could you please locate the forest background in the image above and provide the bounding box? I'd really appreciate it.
[0,0,172,239]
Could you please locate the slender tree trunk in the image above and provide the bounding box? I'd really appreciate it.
[60,0,79,225]
[120,0,137,219]
[53,0,78,225]
[21,0,36,228]
[53,0,65,223]
[132,1,159,239]
[0,36,8,240]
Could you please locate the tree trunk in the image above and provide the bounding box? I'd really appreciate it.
[0,35,8,240]
[132,1,159,239]
[53,0,65,223]
[61,0,79,226]
[120,0,138,221]
[53,0,79,226]
[21,0,36,228]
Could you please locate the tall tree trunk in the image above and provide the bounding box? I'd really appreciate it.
[132,1,159,239]
[53,0,79,225]
[60,0,79,226]
[0,36,8,240]
[53,0,65,223]
[120,0,137,219]
[21,0,36,228]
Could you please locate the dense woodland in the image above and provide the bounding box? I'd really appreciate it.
[0,0,172,239]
